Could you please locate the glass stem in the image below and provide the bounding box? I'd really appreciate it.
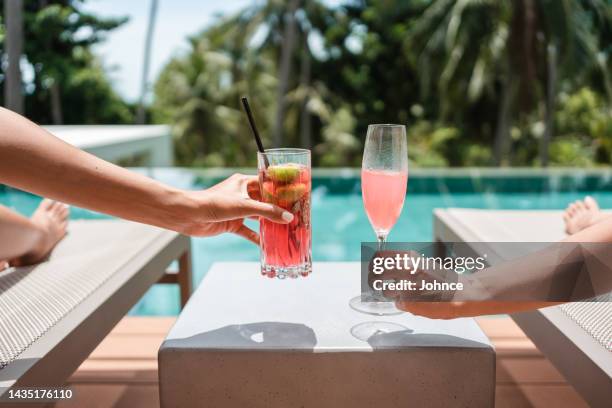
[377,234,387,251]
[371,234,388,301]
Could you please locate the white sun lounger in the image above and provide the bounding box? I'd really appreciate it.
[0,219,191,402]
[434,208,611,408]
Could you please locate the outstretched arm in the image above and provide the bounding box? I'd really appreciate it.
[395,216,612,319]
[0,108,292,242]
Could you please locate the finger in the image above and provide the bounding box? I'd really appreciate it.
[242,199,294,223]
[233,224,260,245]
[246,178,262,200]
[208,173,250,193]
[236,175,261,200]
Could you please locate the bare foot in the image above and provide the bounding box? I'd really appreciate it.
[11,199,69,266]
[563,196,602,235]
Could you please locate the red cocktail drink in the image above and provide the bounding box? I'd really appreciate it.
[258,149,312,278]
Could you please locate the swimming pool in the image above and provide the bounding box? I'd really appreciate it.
[2,168,612,315]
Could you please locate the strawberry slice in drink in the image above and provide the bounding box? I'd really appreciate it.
[261,181,277,205]
[276,183,307,209]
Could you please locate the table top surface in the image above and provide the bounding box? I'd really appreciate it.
[163,262,493,352]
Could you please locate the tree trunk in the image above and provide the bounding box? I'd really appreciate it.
[299,33,311,149]
[273,0,300,147]
[4,0,24,114]
[494,75,513,166]
[136,0,159,124]
[540,43,557,167]
[50,80,63,124]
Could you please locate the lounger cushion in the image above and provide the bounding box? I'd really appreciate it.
[0,220,163,369]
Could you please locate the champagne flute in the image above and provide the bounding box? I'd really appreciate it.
[350,124,409,340]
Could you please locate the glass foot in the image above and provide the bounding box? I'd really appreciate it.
[261,262,312,279]
[350,321,409,341]
[349,295,402,316]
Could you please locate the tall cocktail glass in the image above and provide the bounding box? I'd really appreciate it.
[257,148,312,279]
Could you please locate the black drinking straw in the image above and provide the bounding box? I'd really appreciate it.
[241,96,269,168]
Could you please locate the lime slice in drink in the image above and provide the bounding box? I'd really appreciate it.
[276,183,307,205]
[267,164,301,183]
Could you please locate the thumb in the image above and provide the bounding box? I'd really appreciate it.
[242,199,294,223]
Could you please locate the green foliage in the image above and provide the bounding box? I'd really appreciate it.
[0,0,132,124]
[553,87,612,165]
[152,20,279,166]
[5,0,609,167]
[405,120,491,167]
[153,3,351,167]
[315,106,361,166]
[549,137,595,167]
[556,88,609,138]
[407,121,451,167]
[155,0,609,168]
[62,57,133,124]
[462,144,493,166]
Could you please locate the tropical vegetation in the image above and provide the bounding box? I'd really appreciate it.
[1,0,610,167]
[154,0,611,167]
[0,0,133,124]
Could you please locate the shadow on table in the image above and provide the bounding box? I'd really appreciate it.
[367,329,491,350]
[165,322,317,350]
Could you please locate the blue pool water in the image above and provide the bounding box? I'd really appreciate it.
[2,168,612,315]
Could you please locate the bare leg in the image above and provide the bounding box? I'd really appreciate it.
[563,196,610,235]
[0,199,69,266]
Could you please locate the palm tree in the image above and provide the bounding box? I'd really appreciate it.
[408,0,512,163]
[137,0,159,124]
[229,0,329,148]
[272,0,300,147]
[4,0,24,114]
[299,33,312,149]
[152,0,337,165]
[409,0,609,166]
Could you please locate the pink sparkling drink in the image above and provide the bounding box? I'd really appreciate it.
[361,169,408,235]
[349,124,408,335]
[258,149,312,279]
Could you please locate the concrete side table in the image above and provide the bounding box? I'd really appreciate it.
[159,262,495,408]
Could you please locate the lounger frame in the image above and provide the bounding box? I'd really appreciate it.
[0,222,191,404]
[434,209,612,408]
